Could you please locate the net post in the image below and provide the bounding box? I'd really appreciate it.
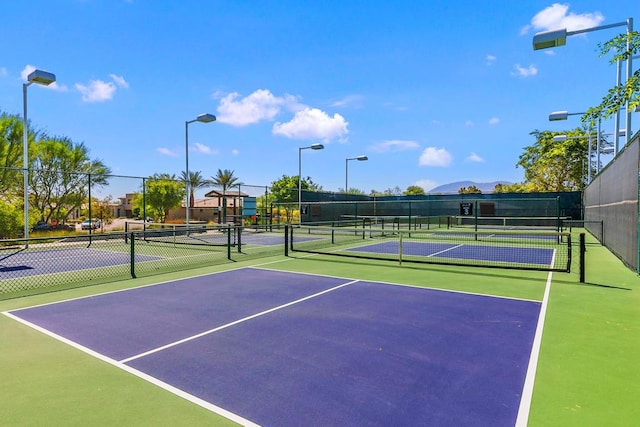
[130,232,136,278]
[284,225,289,256]
[579,233,586,282]
[237,226,242,253]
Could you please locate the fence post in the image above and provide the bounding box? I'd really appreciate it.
[130,232,136,278]
[580,233,586,283]
[227,225,232,260]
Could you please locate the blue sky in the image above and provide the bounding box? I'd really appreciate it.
[0,1,638,198]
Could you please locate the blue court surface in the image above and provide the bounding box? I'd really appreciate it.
[347,241,555,266]
[9,268,541,426]
[0,247,161,279]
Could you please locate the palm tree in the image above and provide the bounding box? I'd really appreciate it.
[180,170,208,210]
[208,169,241,223]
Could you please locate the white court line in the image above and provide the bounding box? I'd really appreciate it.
[426,243,464,257]
[120,279,360,364]
[515,250,556,426]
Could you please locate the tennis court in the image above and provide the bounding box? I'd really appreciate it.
[6,267,542,426]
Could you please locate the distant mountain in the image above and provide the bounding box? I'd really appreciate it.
[428,181,512,194]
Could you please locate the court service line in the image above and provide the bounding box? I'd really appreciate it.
[514,251,555,426]
[426,243,464,257]
[120,279,360,364]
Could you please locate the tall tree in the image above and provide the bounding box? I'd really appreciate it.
[144,173,186,223]
[269,174,321,223]
[208,169,241,223]
[404,185,426,196]
[517,130,588,192]
[0,113,29,199]
[30,136,110,223]
[180,170,208,210]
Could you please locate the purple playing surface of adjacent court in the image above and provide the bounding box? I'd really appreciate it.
[0,247,161,278]
[347,241,555,266]
[10,267,541,426]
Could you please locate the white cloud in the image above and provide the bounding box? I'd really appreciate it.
[330,94,364,108]
[272,107,348,142]
[192,143,217,155]
[419,147,452,167]
[109,74,129,89]
[512,64,538,77]
[522,3,604,34]
[415,179,438,192]
[157,147,177,157]
[215,89,300,126]
[0,67,7,77]
[75,79,116,102]
[231,149,239,156]
[370,140,420,153]
[489,117,500,125]
[466,152,484,162]
[486,54,496,65]
[465,120,474,127]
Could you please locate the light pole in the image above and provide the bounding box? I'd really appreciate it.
[533,17,634,151]
[298,143,324,224]
[549,110,595,181]
[185,113,216,226]
[23,69,56,246]
[345,155,368,196]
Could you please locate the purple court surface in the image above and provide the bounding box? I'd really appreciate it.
[0,247,161,279]
[347,241,555,266]
[9,267,541,426]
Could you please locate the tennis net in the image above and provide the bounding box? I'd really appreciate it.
[287,224,572,272]
[449,215,569,231]
[125,222,238,247]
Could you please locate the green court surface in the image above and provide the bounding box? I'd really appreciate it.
[1,230,639,426]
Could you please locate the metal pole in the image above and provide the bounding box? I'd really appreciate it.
[345,158,349,196]
[625,18,633,144]
[587,132,592,183]
[185,120,190,227]
[614,58,621,154]
[298,147,302,225]
[22,83,30,247]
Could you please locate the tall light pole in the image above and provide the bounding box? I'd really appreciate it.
[533,17,633,151]
[345,155,368,195]
[185,113,216,226]
[23,69,56,246]
[298,143,324,224]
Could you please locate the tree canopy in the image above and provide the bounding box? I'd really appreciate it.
[404,185,426,196]
[516,129,589,192]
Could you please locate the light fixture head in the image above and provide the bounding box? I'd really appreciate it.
[196,113,216,123]
[310,143,324,150]
[552,135,568,142]
[549,111,569,121]
[533,28,567,50]
[356,155,368,161]
[27,69,56,86]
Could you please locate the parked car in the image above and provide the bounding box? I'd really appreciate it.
[81,218,102,230]
[32,221,52,231]
[32,221,75,232]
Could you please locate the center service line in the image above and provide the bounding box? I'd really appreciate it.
[120,279,360,364]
